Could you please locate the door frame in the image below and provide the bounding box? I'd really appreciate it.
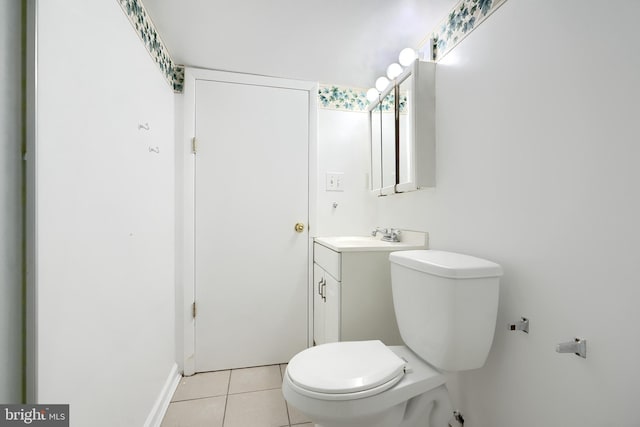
[177,67,318,376]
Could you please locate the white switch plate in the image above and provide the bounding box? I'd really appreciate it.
[326,172,344,192]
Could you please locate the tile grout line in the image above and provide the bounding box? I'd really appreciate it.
[227,385,283,396]
[222,370,232,427]
[172,393,229,403]
[281,364,292,427]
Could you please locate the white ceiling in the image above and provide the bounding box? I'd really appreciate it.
[142,0,456,88]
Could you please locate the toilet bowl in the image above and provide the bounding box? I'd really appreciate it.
[283,250,503,427]
[282,342,452,427]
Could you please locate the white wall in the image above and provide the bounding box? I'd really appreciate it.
[32,0,176,425]
[0,0,23,404]
[316,109,376,236]
[375,1,640,425]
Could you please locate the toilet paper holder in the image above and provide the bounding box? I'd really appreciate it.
[556,338,587,359]
[508,317,529,333]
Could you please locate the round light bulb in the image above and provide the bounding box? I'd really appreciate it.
[375,76,390,92]
[386,63,403,80]
[366,88,379,102]
[398,48,418,66]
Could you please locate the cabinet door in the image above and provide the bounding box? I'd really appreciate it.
[396,60,436,192]
[324,273,341,343]
[313,264,326,345]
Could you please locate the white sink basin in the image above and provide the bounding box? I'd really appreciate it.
[315,232,428,252]
[328,236,390,246]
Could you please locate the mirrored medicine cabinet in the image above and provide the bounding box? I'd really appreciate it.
[368,60,436,195]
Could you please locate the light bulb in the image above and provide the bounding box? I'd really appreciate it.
[386,63,403,80]
[398,48,417,66]
[375,76,390,92]
[366,88,379,102]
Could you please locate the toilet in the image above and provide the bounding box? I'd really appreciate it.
[282,250,503,427]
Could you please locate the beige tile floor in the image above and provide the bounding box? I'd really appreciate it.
[161,364,313,427]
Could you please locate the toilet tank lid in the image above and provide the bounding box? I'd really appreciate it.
[389,250,503,279]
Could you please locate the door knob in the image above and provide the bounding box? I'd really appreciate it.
[294,223,305,233]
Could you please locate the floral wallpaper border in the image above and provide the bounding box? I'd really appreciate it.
[424,0,508,61]
[118,0,505,96]
[318,85,373,112]
[318,85,409,113]
[320,0,507,110]
[117,0,184,92]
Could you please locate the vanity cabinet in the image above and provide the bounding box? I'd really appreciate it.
[312,242,404,346]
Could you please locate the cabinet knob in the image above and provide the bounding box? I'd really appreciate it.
[294,223,305,233]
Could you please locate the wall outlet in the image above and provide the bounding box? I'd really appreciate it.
[326,172,344,192]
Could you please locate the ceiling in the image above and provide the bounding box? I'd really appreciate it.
[142,0,456,88]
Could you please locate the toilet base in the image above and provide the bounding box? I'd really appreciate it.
[295,384,453,427]
[400,384,453,427]
[310,400,407,427]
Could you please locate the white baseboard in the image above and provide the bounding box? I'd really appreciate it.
[144,363,181,427]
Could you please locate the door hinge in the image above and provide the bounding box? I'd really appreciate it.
[191,137,198,154]
[192,302,197,318]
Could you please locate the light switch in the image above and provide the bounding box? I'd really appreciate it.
[326,172,344,192]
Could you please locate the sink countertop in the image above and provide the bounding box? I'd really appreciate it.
[314,231,428,252]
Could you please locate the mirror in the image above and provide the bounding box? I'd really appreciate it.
[397,75,412,187]
[368,85,397,195]
[368,60,435,195]
[380,88,396,194]
[369,107,382,192]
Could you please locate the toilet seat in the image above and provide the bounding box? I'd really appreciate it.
[286,340,406,401]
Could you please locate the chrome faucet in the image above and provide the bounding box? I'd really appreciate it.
[371,227,401,242]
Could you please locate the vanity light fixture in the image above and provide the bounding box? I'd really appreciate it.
[398,47,418,66]
[386,63,403,80]
[366,88,380,102]
[375,76,390,92]
[367,47,420,102]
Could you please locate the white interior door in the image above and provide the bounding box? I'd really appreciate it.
[194,78,309,372]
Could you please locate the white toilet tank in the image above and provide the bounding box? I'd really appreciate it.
[389,250,502,372]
